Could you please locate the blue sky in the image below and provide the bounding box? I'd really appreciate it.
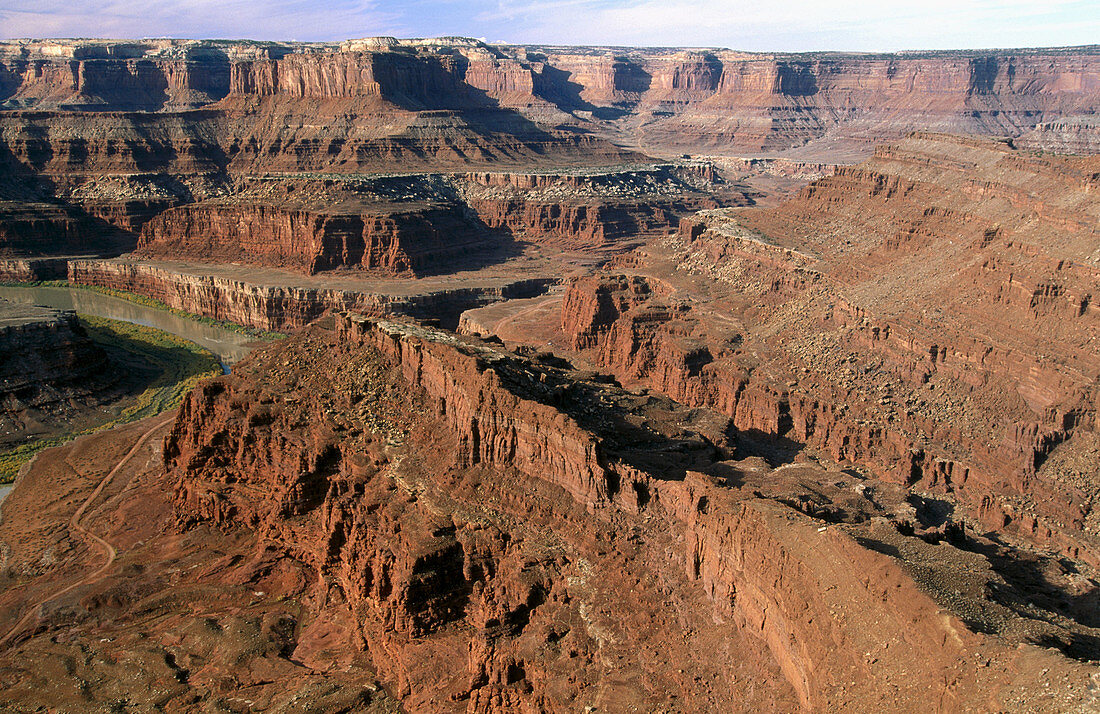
[1,0,1097,51]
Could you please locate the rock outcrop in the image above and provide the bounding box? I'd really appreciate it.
[4,40,1098,157]
[0,257,68,282]
[458,164,733,251]
[465,197,679,250]
[68,258,558,331]
[154,315,1098,711]
[0,299,114,441]
[1017,116,1100,155]
[0,200,133,257]
[129,165,730,274]
[0,311,1095,711]
[553,133,1100,570]
[136,200,496,275]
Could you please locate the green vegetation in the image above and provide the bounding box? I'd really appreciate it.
[0,280,69,289]
[0,315,223,484]
[0,437,67,485]
[71,284,285,340]
[79,315,223,421]
[0,280,285,340]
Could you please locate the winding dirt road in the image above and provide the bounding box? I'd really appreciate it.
[0,413,176,648]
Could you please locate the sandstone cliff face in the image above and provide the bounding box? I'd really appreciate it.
[136,201,496,275]
[68,259,557,331]
[1017,116,1100,155]
[0,300,114,438]
[0,257,68,282]
[465,197,681,250]
[0,201,111,256]
[0,40,634,186]
[339,317,621,506]
[3,39,1098,158]
[455,163,730,252]
[2,39,1096,259]
[120,165,726,275]
[0,47,231,111]
[0,171,181,256]
[541,47,1100,152]
[158,315,1097,711]
[0,106,618,180]
[226,51,480,105]
[0,110,224,176]
[560,273,787,435]
[166,321,735,710]
[555,133,1100,569]
[0,51,639,259]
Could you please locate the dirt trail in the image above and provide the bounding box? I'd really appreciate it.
[0,413,176,648]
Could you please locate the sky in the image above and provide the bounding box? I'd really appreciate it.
[1,0,1097,52]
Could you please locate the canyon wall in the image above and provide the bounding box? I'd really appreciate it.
[620,49,1100,152]
[1017,116,1100,155]
[0,300,114,436]
[465,197,689,250]
[126,166,726,273]
[0,200,134,257]
[68,259,557,330]
[555,133,1100,567]
[455,164,731,252]
[159,314,1091,711]
[0,257,68,282]
[136,201,495,275]
[1,38,1095,261]
[2,40,1098,158]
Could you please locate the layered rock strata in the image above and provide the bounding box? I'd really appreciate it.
[3,38,1096,262]
[0,200,133,257]
[551,133,1100,570]
[156,315,1097,710]
[3,40,1098,156]
[0,299,114,440]
[458,164,735,251]
[136,200,495,275]
[1017,116,1100,155]
[0,257,68,282]
[68,259,558,331]
[84,164,729,275]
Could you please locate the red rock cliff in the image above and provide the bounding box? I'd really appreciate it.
[161,315,1094,711]
[136,201,495,275]
[557,134,1100,568]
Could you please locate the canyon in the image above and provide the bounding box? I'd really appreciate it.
[0,35,1098,713]
[0,299,116,445]
[2,39,1097,159]
[0,38,1097,263]
[524,133,1100,572]
[1,315,1096,710]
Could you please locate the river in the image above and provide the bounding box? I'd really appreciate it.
[0,285,269,509]
[0,285,258,367]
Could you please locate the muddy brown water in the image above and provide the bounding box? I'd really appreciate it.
[0,285,269,510]
[0,285,259,368]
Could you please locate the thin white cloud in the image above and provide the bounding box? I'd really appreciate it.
[0,0,1095,49]
[0,0,406,40]
[481,0,1099,50]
